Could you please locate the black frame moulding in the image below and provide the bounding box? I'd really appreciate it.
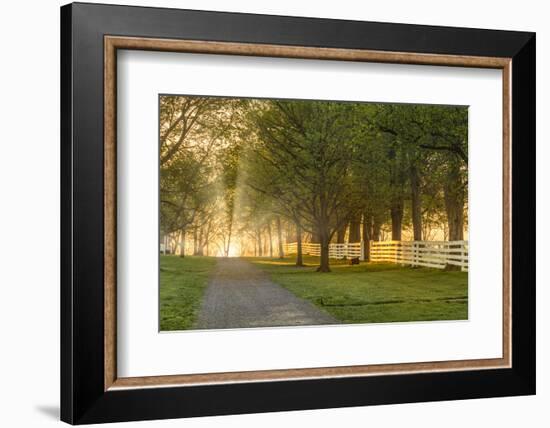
[61,2,536,424]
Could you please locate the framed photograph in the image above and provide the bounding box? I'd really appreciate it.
[61,2,535,424]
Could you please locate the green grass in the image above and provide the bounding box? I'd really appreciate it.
[159,255,217,331]
[248,255,468,324]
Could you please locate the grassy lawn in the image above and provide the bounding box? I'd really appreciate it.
[160,255,217,331]
[248,255,468,324]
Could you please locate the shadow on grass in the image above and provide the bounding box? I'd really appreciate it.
[247,255,468,324]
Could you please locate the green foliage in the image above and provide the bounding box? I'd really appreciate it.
[159,255,217,331]
[245,100,360,231]
[159,95,469,263]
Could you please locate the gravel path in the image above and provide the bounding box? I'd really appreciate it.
[195,258,338,329]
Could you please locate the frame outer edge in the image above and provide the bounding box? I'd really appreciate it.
[63,3,536,423]
[60,3,75,424]
[510,33,536,391]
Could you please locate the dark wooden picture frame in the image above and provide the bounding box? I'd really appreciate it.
[61,2,535,424]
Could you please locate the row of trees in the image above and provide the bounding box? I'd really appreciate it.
[160,96,468,272]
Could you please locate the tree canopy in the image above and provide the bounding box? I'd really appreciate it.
[160,95,468,272]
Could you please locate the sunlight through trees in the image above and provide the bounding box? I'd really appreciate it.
[160,96,468,273]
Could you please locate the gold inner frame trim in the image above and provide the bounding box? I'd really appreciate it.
[104,35,512,391]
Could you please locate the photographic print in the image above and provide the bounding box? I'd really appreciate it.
[159,95,468,331]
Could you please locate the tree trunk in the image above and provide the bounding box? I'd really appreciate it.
[372,217,382,242]
[276,216,284,259]
[390,201,403,241]
[179,228,185,257]
[224,215,233,257]
[348,215,361,243]
[445,199,464,241]
[193,228,198,255]
[336,221,347,243]
[362,212,371,261]
[316,189,331,272]
[257,227,263,257]
[317,227,331,272]
[224,236,230,257]
[196,226,204,256]
[295,221,304,267]
[203,220,211,256]
[388,141,404,242]
[267,221,273,258]
[444,163,465,241]
[444,160,465,271]
[310,227,320,244]
[410,164,422,241]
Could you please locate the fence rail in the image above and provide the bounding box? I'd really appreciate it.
[284,242,363,259]
[283,240,468,271]
[370,240,468,271]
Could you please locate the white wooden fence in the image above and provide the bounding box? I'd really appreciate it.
[370,240,468,271]
[284,242,364,260]
[283,240,468,271]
